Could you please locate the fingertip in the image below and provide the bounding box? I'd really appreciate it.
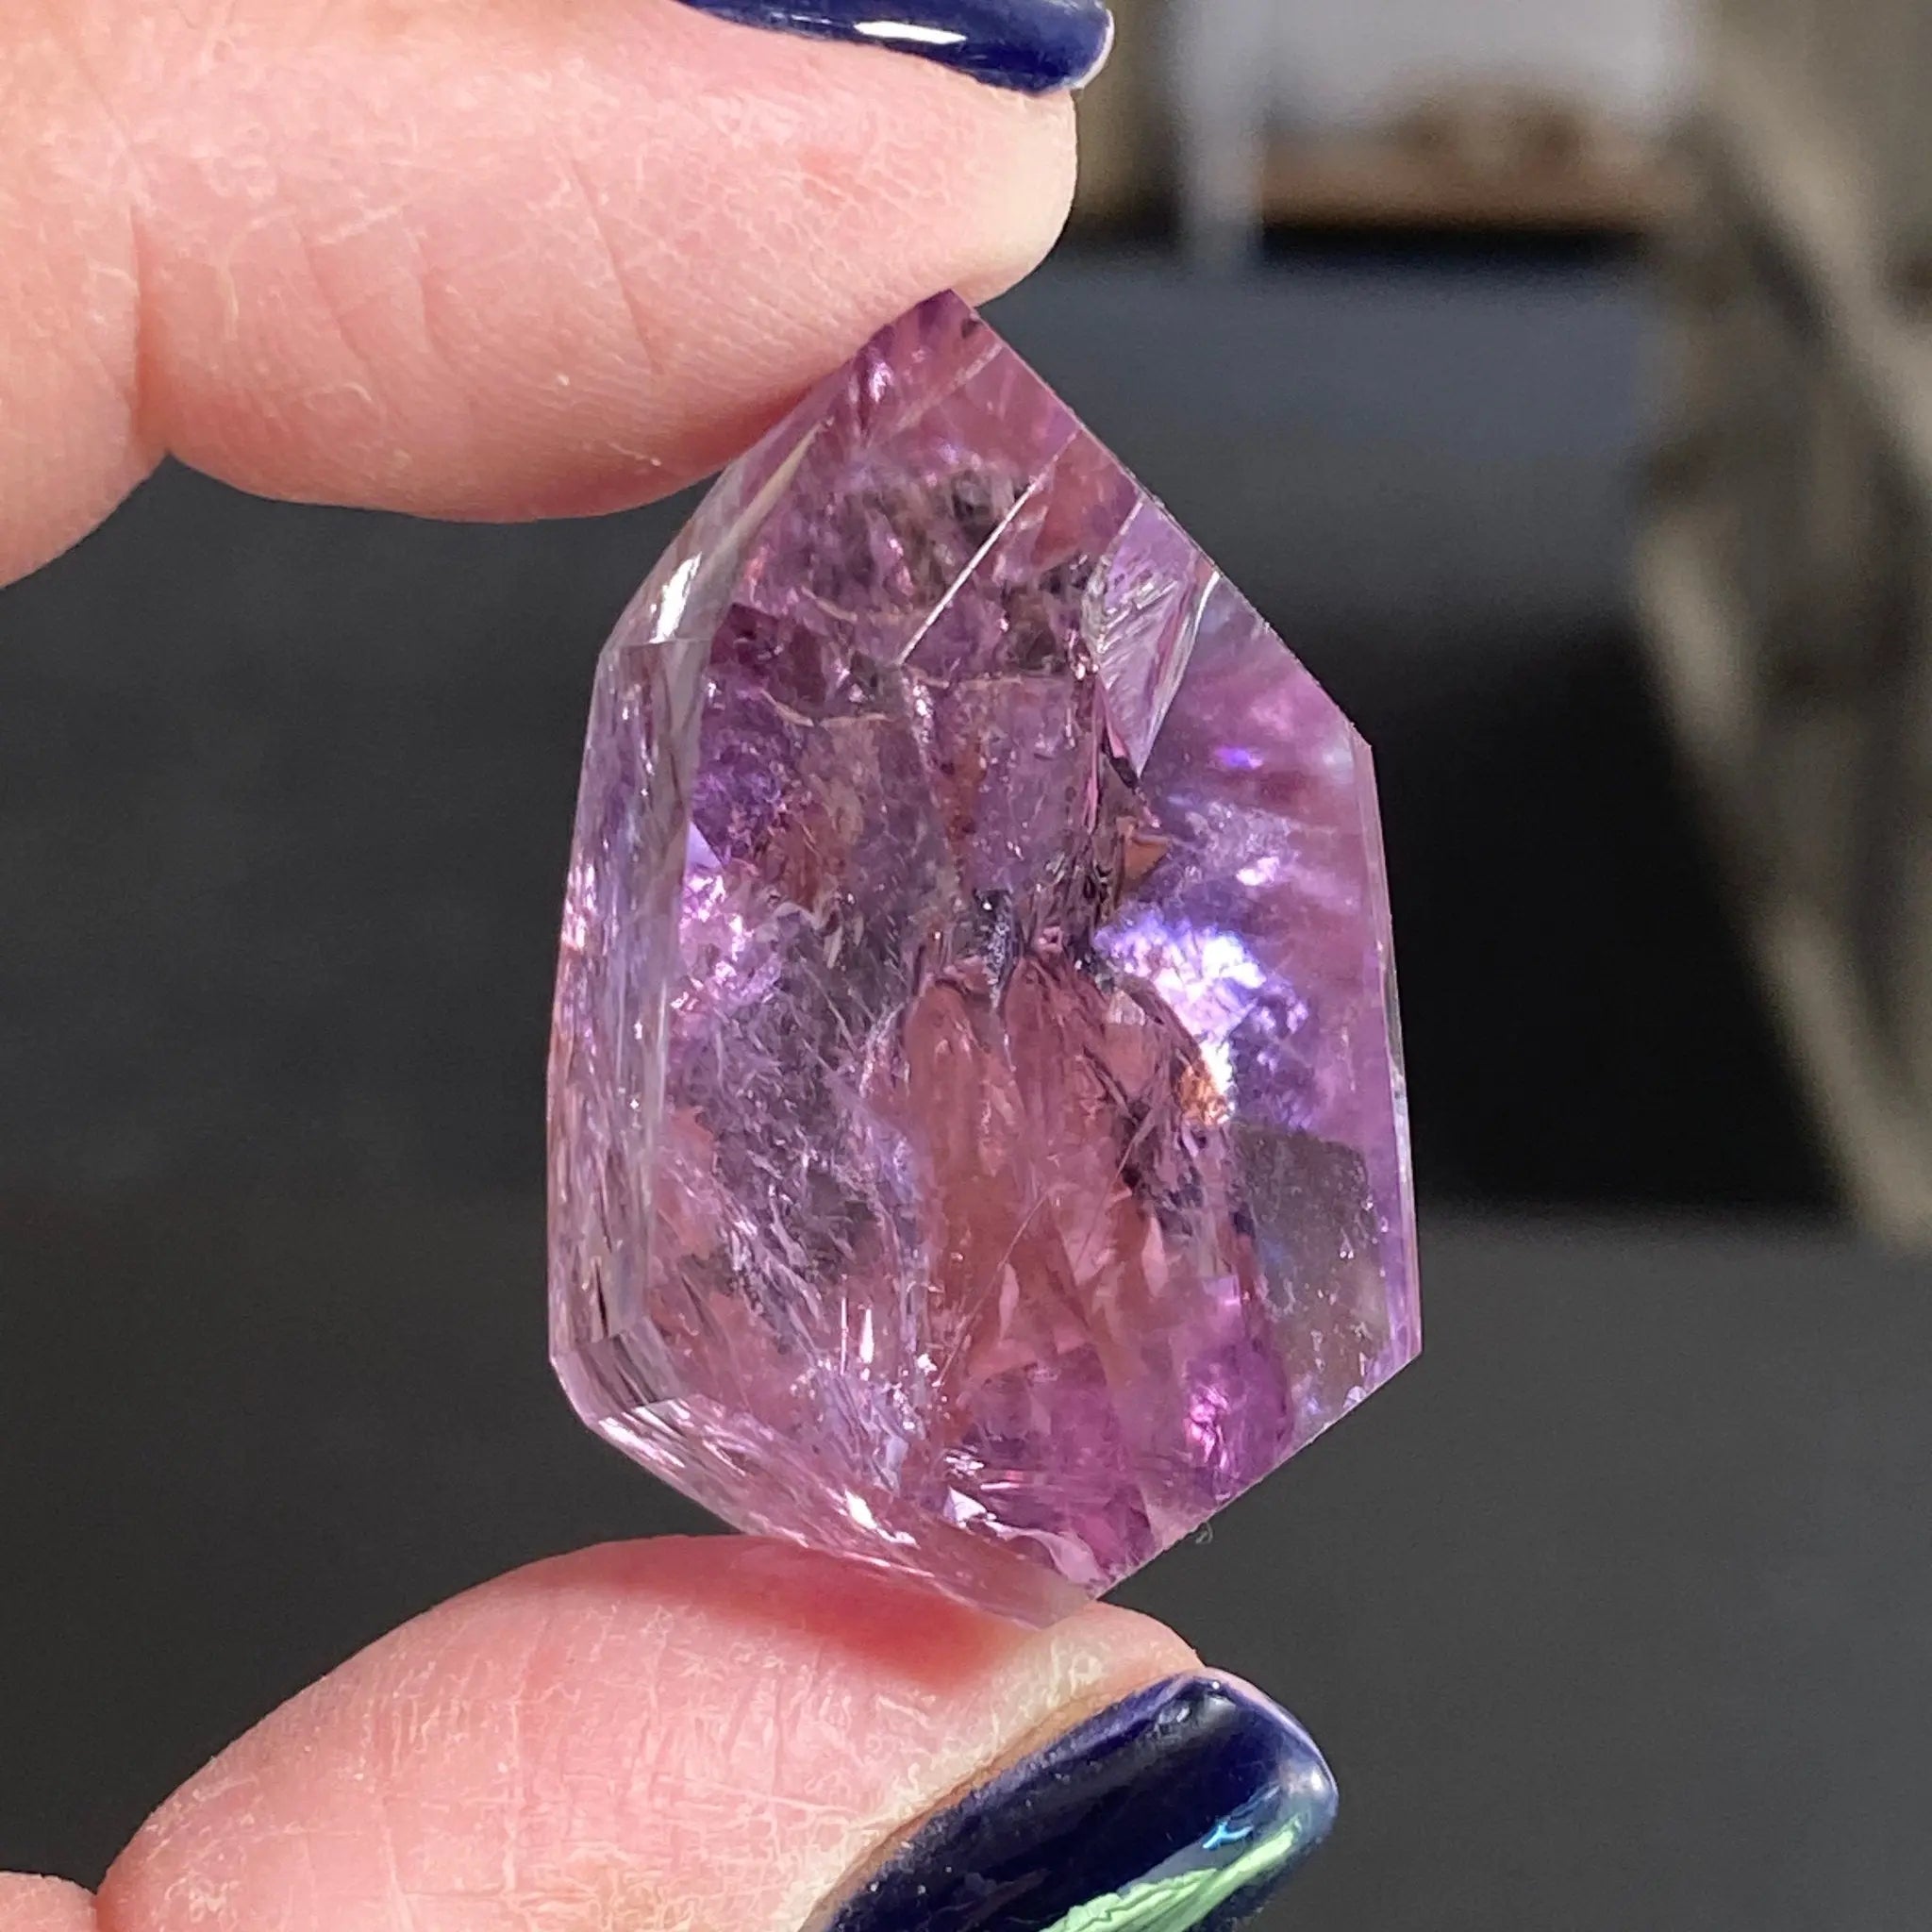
[126,2,1080,521]
[472,1537,1198,1756]
[0,1877,97,1932]
[950,91,1078,304]
[1,0,1080,582]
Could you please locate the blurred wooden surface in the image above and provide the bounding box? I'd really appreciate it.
[1260,135,1675,233]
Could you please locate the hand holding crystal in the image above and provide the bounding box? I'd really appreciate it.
[0,4,1346,1931]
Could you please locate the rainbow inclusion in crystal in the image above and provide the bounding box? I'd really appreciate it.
[548,291,1419,1624]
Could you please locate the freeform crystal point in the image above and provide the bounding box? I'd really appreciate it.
[548,291,1419,1624]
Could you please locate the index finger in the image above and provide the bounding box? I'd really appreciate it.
[0,0,1077,586]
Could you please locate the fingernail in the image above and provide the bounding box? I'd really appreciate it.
[817,1674,1338,1932]
[668,0,1114,93]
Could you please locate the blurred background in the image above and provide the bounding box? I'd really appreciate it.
[7,0,1932,1923]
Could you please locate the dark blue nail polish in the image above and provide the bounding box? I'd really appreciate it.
[818,1674,1338,1932]
[668,0,1114,94]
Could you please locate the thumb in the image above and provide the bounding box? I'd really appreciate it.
[0,0,1074,586]
[63,1537,1334,1932]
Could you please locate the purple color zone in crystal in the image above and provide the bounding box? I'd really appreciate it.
[548,292,1420,1624]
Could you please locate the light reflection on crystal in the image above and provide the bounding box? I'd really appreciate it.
[1092,908,1269,1048]
[548,291,1419,1624]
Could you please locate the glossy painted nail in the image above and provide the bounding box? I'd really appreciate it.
[816,1674,1338,1932]
[667,0,1114,93]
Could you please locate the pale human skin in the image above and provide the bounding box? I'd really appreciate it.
[0,5,1200,1928]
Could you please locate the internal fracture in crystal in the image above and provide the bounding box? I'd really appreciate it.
[548,291,1420,1624]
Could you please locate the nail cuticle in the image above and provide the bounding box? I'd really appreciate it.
[668,0,1115,94]
[817,1673,1338,1932]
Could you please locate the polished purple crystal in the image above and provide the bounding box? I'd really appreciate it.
[548,292,1419,1624]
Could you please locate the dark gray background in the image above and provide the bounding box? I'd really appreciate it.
[5,1206,1920,1928]
[2,254,1882,1926]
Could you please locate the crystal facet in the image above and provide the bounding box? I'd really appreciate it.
[548,292,1419,1624]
